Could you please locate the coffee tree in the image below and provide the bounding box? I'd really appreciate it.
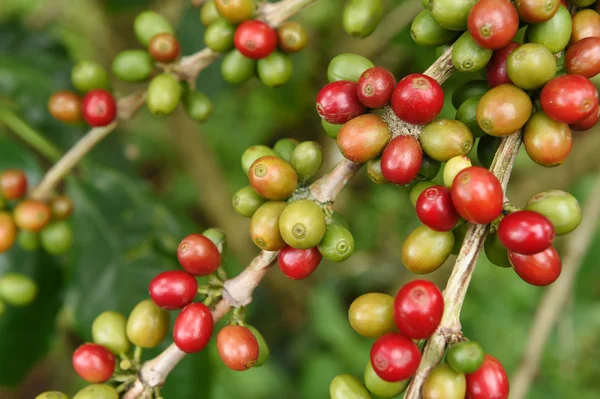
[1,0,600,398]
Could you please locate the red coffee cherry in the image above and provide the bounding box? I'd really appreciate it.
[540,75,599,124]
[278,245,322,280]
[217,325,260,371]
[498,210,555,255]
[370,332,421,382]
[234,20,277,59]
[177,234,221,276]
[149,270,198,310]
[509,246,562,286]
[565,37,600,78]
[13,200,52,232]
[72,343,115,383]
[356,67,396,108]
[486,42,519,87]
[316,81,366,124]
[0,169,27,200]
[467,0,519,50]
[571,105,600,131]
[416,185,460,231]
[380,135,423,185]
[173,302,214,353]
[82,89,117,127]
[466,354,509,399]
[450,166,503,224]
[393,280,444,340]
[392,73,444,125]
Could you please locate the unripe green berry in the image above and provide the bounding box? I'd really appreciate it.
[247,325,270,367]
[18,230,40,251]
[290,141,324,182]
[443,155,472,187]
[318,223,355,262]
[221,50,256,84]
[322,119,343,139]
[330,374,372,399]
[279,200,326,249]
[112,50,154,82]
[446,341,485,374]
[40,221,73,255]
[233,185,267,217]
[273,138,299,162]
[342,0,383,38]
[364,361,408,398]
[257,52,294,88]
[0,273,37,306]
[484,232,511,268]
[92,311,131,355]
[147,73,182,115]
[204,18,235,53]
[201,0,220,27]
[526,190,582,235]
[367,157,388,184]
[35,392,69,399]
[327,53,374,82]
[71,60,110,92]
[126,299,170,348]
[409,181,436,206]
[134,11,174,46]
[241,145,278,174]
[202,227,228,253]
[73,384,118,399]
[184,91,213,122]
[416,154,441,182]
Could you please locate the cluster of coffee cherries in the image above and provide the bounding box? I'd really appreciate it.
[200,0,308,87]
[233,138,356,279]
[342,0,383,38]
[329,280,509,399]
[0,169,73,255]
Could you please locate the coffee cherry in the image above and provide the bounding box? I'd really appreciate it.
[202,227,228,252]
[509,246,562,286]
[234,20,277,59]
[348,293,395,338]
[250,201,287,250]
[455,95,486,138]
[149,32,180,63]
[523,111,572,167]
[92,311,130,355]
[112,49,154,82]
[410,181,436,207]
[451,166,503,224]
[452,80,489,109]
[526,190,581,236]
[356,67,395,109]
[13,200,51,232]
[51,195,74,220]
[322,119,343,139]
[446,341,485,374]
[452,31,493,73]
[232,185,267,217]
[343,0,383,38]
[411,9,460,47]
[515,0,560,23]
[72,343,115,383]
[147,73,182,115]
[17,230,38,252]
[149,270,198,310]
[277,21,308,53]
[35,392,68,399]
[506,43,556,90]
[477,135,501,169]
[134,11,173,46]
[246,325,270,367]
[221,49,256,84]
[201,0,220,26]
[485,232,512,268]
[423,364,467,399]
[526,5,572,53]
[392,73,444,125]
[393,280,443,339]
[416,185,460,231]
[327,53,374,83]
[41,221,73,255]
[48,91,82,123]
[370,332,421,382]
[367,158,388,184]
[476,84,532,136]
[565,37,600,78]
[466,354,509,399]
[248,156,298,200]
[318,223,355,262]
[241,145,278,174]
[0,169,27,200]
[205,18,235,52]
[73,384,118,399]
[215,0,255,23]
[173,302,214,353]
[278,246,322,279]
[364,361,408,398]
[330,374,372,399]
[402,225,454,274]
[0,273,37,306]
[82,90,117,127]
[430,0,478,31]
[380,135,423,185]
[217,325,259,371]
[177,234,221,276]
[486,42,519,87]
[257,51,293,87]
[273,138,298,162]
[416,155,442,182]
[467,0,519,50]
[571,9,600,44]
[337,114,391,163]
[71,60,110,92]
[126,299,170,348]
[420,119,473,162]
[316,81,366,124]
[443,155,472,187]
[541,75,599,124]
[279,200,326,249]
[184,91,213,122]
[290,141,323,182]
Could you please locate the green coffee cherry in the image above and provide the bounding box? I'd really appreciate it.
[273,138,298,162]
[402,225,454,274]
[421,0,429,7]
[526,190,582,235]
[257,52,294,88]
[342,0,383,38]
[327,53,374,82]
[484,232,511,268]
[134,11,174,46]
[420,119,474,162]
[318,223,355,262]
[92,311,131,354]
[0,273,37,306]
[455,95,486,138]
[40,221,73,255]
[452,31,493,73]
[443,155,472,187]
[241,145,278,174]
[364,361,408,398]
[506,43,556,90]
[367,157,388,185]
[477,135,501,169]
[446,341,485,374]
[430,0,477,31]
[417,154,441,181]
[279,200,326,249]
[18,230,39,251]
[526,5,572,53]
[147,73,182,115]
[73,384,118,399]
[233,185,267,217]
[201,0,220,26]
[331,212,350,230]
[290,141,324,182]
[184,91,213,122]
[202,227,228,253]
[423,364,466,399]
[410,181,436,207]
[221,50,256,84]
[330,374,372,399]
[451,80,489,109]
[247,325,270,367]
[322,119,343,139]
[126,299,170,348]
[71,60,110,92]
[411,10,460,47]
[204,18,235,52]
[35,392,69,399]
[112,50,153,82]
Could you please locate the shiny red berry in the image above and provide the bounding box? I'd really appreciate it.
[278,245,322,280]
[173,302,214,353]
[451,166,503,224]
[380,135,423,185]
[486,42,519,87]
[357,67,396,109]
[509,246,562,286]
[234,20,277,59]
[467,0,519,50]
[370,332,421,382]
[316,81,366,124]
[416,185,460,231]
[466,354,509,399]
[540,75,599,124]
[149,270,198,310]
[393,280,444,340]
[217,325,260,371]
[0,169,27,200]
[81,89,117,127]
[177,234,221,276]
[497,210,555,254]
[391,73,444,125]
[72,343,115,383]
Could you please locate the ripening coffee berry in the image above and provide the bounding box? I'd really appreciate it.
[177,234,221,276]
[571,106,600,131]
[393,280,443,339]
[232,185,267,217]
[348,293,396,338]
[410,181,436,207]
[0,212,17,253]
[370,332,421,382]
[357,67,396,109]
[486,42,518,87]
[149,32,181,63]
[217,325,260,371]
[234,20,277,59]
[523,112,572,167]
[82,90,117,127]
[525,190,582,236]
[173,302,214,353]
[447,341,485,374]
[392,73,444,125]
[509,246,562,286]
[337,114,391,163]
[278,245,322,280]
[420,119,473,162]
[515,0,559,23]
[443,155,472,188]
[476,84,532,136]
[316,80,366,124]
[380,135,423,185]
[126,299,170,348]
[215,0,255,23]
[250,201,287,250]
[279,199,326,249]
[277,21,308,53]
[506,43,556,90]
[465,354,509,399]
[451,166,503,224]
[423,364,467,399]
[51,195,74,220]
[72,343,115,383]
[565,37,600,78]
[92,311,130,355]
[571,9,600,44]
[248,156,298,200]
[48,91,82,123]
[149,270,198,310]
[498,210,555,255]
[402,225,454,274]
[0,169,27,200]
[540,75,599,124]
[416,185,460,231]
[134,11,173,46]
[13,200,51,232]
[467,0,519,50]
[367,157,389,185]
[318,223,355,262]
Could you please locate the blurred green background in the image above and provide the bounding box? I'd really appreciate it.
[1,0,600,398]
